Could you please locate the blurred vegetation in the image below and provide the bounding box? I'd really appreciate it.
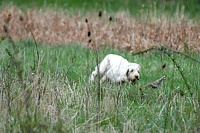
[1,0,200,19]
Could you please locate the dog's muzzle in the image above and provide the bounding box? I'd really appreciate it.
[130,76,139,83]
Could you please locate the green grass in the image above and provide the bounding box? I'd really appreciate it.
[1,0,200,19]
[0,39,200,132]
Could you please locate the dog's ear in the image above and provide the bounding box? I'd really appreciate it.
[126,68,134,77]
[126,69,129,77]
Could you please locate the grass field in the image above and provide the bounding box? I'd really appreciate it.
[1,0,200,19]
[0,0,200,132]
[0,38,200,132]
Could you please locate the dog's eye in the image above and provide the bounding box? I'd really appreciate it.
[130,69,134,72]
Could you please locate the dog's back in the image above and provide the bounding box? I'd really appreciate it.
[103,54,129,69]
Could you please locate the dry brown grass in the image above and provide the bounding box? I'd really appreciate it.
[1,5,200,52]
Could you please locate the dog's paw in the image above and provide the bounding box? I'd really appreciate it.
[89,74,95,83]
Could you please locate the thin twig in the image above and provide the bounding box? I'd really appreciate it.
[162,50,193,97]
[132,45,200,64]
[131,46,156,56]
[169,49,200,64]
[20,15,40,70]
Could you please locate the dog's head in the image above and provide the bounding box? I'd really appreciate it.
[126,63,141,83]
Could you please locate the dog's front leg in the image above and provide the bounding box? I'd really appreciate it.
[100,75,107,83]
[89,72,96,83]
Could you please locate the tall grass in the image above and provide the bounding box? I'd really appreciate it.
[0,38,200,132]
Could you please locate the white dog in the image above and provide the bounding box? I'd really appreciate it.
[90,54,141,83]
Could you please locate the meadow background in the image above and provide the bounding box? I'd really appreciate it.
[0,0,200,132]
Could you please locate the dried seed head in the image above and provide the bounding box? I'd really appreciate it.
[109,16,112,21]
[162,64,166,69]
[3,25,8,33]
[88,39,92,43]
[88,31,91,37]
[98,10,102,18]
[19,15,24,21]
[85,18,88,23]
[4,13,12,24]
[141,32,144,37]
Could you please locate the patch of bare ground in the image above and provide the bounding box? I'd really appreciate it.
[1,5,200,52]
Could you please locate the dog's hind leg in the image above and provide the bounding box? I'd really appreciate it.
[90,66,105,81]
[90,60,108,82]
[90,69,97,82]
